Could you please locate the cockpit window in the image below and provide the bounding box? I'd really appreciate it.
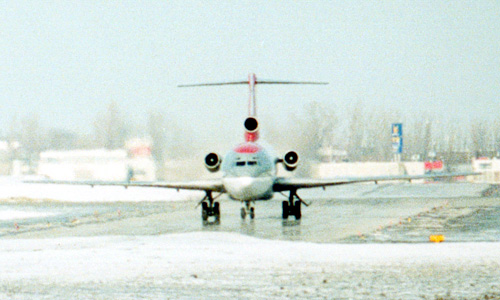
[235,161,258,166]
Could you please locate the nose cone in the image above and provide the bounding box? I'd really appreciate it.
[223,176,273,201]
[236,177,255,189]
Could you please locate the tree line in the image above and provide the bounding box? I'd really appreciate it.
[4,101,497,173]
[266,101,498,166]
[4,102,176,172]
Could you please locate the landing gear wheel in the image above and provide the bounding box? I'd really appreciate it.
[241,207,247,219]
[282,201,289,219]
[283,190,307,220]
[294,200,301,220]
[250,207,255,219]
[201,202,209,221]
[199,191,221,223]
[214,202,220,220]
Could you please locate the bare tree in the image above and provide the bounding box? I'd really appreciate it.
[347,101,365,161]
[93,101,129,149]
[148,110,168,167]
[359,108,401,161]
[45,129,81,150]
[16,114,45,171]
[470,120,489,158]
[405,116,434,161]
[259,113,294,154]
[441,122,469,165]
[422,119,433,160]
[293,101,338,162]
[492,119,500,156]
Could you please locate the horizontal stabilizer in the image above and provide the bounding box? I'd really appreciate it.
[178,80,328,87]
[178,81,248,87]
[255,80,328,85]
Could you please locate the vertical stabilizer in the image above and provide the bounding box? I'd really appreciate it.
[248,73,257,117]
[246,73,258,142]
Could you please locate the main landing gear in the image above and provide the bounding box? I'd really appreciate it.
[282,189,308,220]
[199,191,220,222]
[240,201,255,220]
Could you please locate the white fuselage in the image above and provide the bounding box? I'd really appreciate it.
[222,176,275,201]
[220,142,276,201]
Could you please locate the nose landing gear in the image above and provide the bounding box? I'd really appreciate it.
[241,201,255,220]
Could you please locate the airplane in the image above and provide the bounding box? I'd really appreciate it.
[29,73,477,222]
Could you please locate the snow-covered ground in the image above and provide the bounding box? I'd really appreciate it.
[0,209,59,221]
[1,232,499,299]
[0,176,202,203]
[1,177,499,298]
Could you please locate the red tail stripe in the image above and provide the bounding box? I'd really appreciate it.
[245,131,259,142]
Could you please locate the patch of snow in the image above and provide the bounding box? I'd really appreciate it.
[0,232,499,283]
[0,210,59,221]
[0,176,202,202]
[1,232,499,299]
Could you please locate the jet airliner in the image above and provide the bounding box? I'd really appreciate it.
[31,74,476,222]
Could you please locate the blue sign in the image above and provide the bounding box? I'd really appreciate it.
[392,123,403,154]
[392,123,402,137]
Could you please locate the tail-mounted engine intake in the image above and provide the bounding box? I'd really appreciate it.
[282,151,299,171]
[244,117,259,132]
[244,117,259,142]
[205,153,221,172]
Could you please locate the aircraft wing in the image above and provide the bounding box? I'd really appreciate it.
[273,172,478,192]
[26,179,226,193]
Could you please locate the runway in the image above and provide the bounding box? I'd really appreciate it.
[1,182,500,299]
[2,183,498,243]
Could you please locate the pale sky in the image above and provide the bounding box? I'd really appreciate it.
[1,1,499,147]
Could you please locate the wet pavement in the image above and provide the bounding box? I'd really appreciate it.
[3,189,500,244]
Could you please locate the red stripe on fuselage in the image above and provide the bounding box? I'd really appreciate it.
[244,131,259,142]
[234,143,261,154]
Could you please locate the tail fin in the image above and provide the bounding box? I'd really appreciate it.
[179,73,328,141]
[179,73,327,117]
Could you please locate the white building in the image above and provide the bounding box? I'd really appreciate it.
[38,146,156,181]
[38,149,130,181]
[125,138,157,181]
[0,141,10,175]
[472,157,500,183]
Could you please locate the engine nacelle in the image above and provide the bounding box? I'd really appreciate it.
[205,152,221,172]
[282,151,299,171]
[244,117,259,142]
